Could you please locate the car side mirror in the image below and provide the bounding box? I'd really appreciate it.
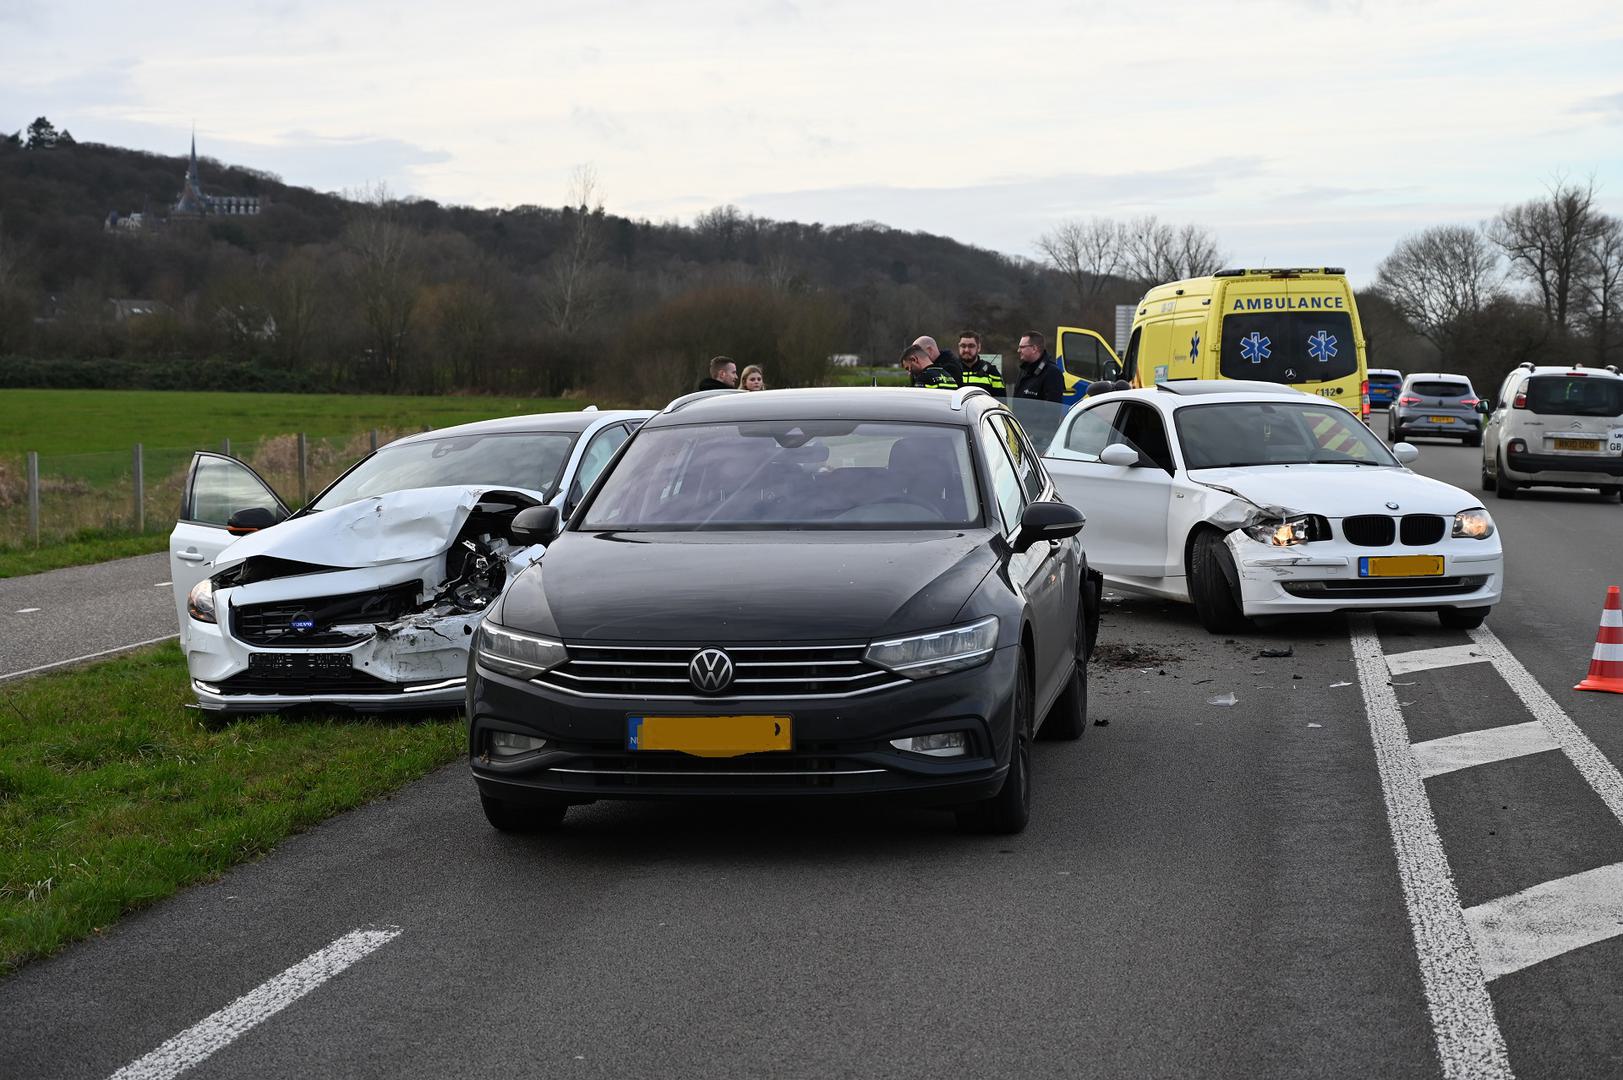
[510,505,561,545]
[1475,401,1491,414]
[1393,442,1420,465]
[1099,442,1140,468]
[226,506,284,536]
[1015,501,1085,552]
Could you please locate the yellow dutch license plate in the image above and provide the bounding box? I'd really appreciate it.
[1359,555,1445,578]
[1553,438,1601,452]
[1428,415,1456,424]
[627,715,792,757]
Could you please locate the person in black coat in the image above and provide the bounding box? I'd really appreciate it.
[1011,331,1063,402]
[695,355,738,392]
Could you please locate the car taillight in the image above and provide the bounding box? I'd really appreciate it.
[1513,393,1527,408]
[1508,438,1527,454]
[1360,379,1370,418]
[1460,397,1481,407]
[1398,395,1421,406]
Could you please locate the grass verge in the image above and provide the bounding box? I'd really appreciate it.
[0,642,463,974]
[0,529,169,579]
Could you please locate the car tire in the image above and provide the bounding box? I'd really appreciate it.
[1600,485,1622,501]
[1190,530,1251,634]
[481,795,567,833]
[958,655,1032,835]
[1495,457,1520,499]
[1438,607,1490,630]
[1465,433,1482,447]
[1039,610,1088,741]
[1481,464,1497,492]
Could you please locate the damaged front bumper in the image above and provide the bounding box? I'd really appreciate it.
[1225,532,1503,615]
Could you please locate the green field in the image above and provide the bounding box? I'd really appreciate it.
[0,389,580,456]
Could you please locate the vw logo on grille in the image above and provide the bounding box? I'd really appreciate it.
[689,648,734,693]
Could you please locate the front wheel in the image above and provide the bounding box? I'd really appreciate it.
[1189,530,1251,634]
[1439,607,1490,630]
[958,656,1032,835]
[1464,433,1482,447]
[1599,485,1622,501]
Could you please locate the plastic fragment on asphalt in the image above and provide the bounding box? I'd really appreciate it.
[1208,692,1238,706]
[1257,647,1294,658]
[1308,723,1323,728]
[1330,681,1353,688]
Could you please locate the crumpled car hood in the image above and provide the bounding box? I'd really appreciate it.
[214,485,543,572]
[1189,465,1482,517]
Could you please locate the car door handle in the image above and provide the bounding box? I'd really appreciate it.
[177,551,206,563]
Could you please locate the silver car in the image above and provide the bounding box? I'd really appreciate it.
[1388,373,1483,446]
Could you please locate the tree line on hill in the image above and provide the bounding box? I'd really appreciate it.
[1,118,1616,402]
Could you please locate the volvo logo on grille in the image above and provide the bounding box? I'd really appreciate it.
[290,612,317,634]
[689,648,734,692]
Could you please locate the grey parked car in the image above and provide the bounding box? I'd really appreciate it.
[1389,373,1484,446]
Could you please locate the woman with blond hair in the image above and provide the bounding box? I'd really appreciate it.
[739,365,766,391]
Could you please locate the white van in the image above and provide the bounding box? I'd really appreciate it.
[1480,363,1623,499]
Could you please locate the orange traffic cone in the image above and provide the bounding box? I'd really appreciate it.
[1575,586,1623,694]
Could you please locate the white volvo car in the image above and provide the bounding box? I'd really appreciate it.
[1033,383,1504,633]
[168,408,651,713]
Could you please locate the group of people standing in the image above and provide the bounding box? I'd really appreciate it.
[696,356,767,392]
[899,331,1065,403]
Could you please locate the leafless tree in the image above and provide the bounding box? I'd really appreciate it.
[342,183,420,389]
[1488,177,1604,335]
[542,165,609,334]
[1036,218,1125,314]
[1581,214,1623,365]
[1119,216,1226,283]
[267,251,324,370]
[1374,225,1502,359]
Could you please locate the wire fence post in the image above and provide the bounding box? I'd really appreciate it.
[133,442,145,534]
[222,437,231,457]
[369,429,378,452]
[297,432,308,505]
[27,451,40,547]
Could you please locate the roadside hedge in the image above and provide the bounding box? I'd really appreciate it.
[0,355,335,393]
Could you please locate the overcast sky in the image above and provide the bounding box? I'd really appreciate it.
[5,0,1621,283]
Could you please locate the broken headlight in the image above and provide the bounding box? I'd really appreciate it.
[1241,514,1326,547]
[1452,509,1495,539]
[187,579,217,623]
[477,621,568,679]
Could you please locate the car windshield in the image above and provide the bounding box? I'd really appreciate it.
[1219,311,1358,382]
[578,420,982,530]
[308,432,576,510]
[1175,401,1398,469]
[1409,380,1472,398]
[1370,373,1402,387]
[1525,376,1623,417]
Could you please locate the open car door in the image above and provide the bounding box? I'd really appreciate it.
[168,453,290,642]
[1055,326,1123,406]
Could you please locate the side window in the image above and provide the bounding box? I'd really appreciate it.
[570,424,630,505]
[977,420,1027,534]
[1060,402,1121,462]
[1061,331,1103,382]
[993,415,1047,501]
[186,455,284,526]
[1113,404,1176,473]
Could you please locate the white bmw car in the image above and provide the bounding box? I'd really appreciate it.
[168,408,652,713]
[1030,382,1504,633]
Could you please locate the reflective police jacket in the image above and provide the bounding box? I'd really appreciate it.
[909,365,957,389]
[961,358,1005,396]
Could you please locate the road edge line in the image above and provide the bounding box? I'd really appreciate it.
[0,634,179,683]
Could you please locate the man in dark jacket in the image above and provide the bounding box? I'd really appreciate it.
[1011,331,1063,402]
[912,335,963,386]
[695,355,738,391]
[900,344,955,389]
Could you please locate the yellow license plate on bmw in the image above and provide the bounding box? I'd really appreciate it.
[1359,555,1445,578]
[627,715,792,757]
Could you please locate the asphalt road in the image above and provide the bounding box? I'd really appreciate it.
[0,552,176,681]
[4,431,1623,1079]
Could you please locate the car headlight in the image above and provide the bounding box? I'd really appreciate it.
[865,616,998,679]
[477,622,569,679]
[1241,514,1324,547]
[187,579,216,623]
[1453,509,1495,539]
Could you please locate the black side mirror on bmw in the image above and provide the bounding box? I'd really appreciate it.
[511,505,562,546]
[1015,502,1086,552]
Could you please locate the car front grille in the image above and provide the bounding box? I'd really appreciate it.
[1341,515,1395,546]
[232,584,419,648]
[1338,514,1446,547]
[1282,575,1489,599]
[536,642,907,699]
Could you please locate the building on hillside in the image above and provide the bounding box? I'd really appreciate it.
[173,133,261,217]
[104,210,147,232]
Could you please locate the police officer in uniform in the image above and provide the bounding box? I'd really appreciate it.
[955,329,1004,397]
[900,344,955,389]
[1011,330,1064,402]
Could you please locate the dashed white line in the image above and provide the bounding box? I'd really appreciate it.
[106,926,402,1080]
[1385,643,1492,676]
[1465,862,1623,981]
[1412,721,1560,780]
[0,634,179,683]
[1349,615,1515,1079]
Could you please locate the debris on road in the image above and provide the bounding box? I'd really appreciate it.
[1330,681,1353,688]
[1257,647,1294,658]
[1207,692,1238,706]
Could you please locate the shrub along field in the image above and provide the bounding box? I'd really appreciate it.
[0,642,463,974]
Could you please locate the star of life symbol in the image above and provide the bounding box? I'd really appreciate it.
[1307,330,1338,363]
[1240,332,1271,363]
[1189,332,1200,362]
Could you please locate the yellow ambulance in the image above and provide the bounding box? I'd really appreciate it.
[1124,268,1370,419]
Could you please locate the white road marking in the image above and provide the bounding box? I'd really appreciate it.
[1466,625,1623,829]
[1412,721,1561,779]
[154,581,171,587]
[1386,643,1492,676]
[106,926,401,1080]
[14,607,40,613]
[0,634,179,683]
[1465,862,1623,981]
[1349,616,1514,1079]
